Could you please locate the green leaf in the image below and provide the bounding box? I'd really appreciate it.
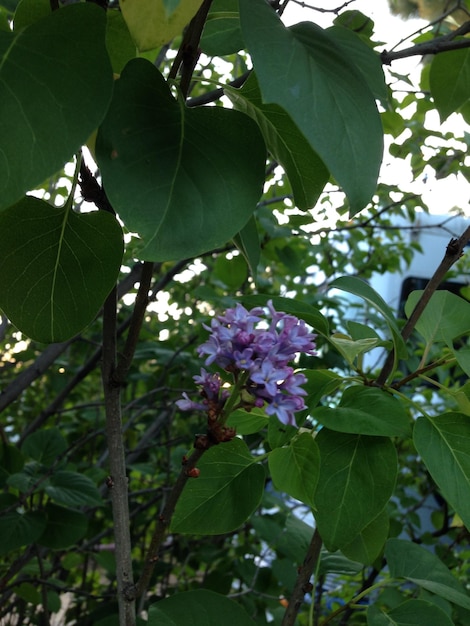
[239,0,383,213]
[38,503,88,549]
[314,429,397,551]
[13,0,49,30]
[200,0,244,56]
[226,72,329,211]
[106,9,136,74]
[368,600,454,626]
[326,25,388,107]
[318,552,363,577]
[45,471,103,508]
[329,333,380,365]
[405,289,470,348]
[97,59,266,261]
[455,347,470,377]
[213,254,248,289]
[385,538,470,609]
[413,413,470,529]
[252,514,313,564]
[240,295,329,337]
[430,47,470,122]
[330,276,407,359]
[0,510,46,556]
[120,0,204,51]
[148,589,256,625]
[303,370,343,410]
[342,508,389,565]
[21,428,67,467]
[0,3,113,211]
[226,407,269,435]
[0,443,24,488]
[162,0,182,18]
[313,386,411,437]
[170,438,264,534]
[268,432,320,507]
[0,196,124,343]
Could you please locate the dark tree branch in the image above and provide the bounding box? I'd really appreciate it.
[168,0,213,98]
[376,225,470,386]
[381,21,470,64]
[135,445,206,602]
[114,261,155,384]
[281,527,322,626]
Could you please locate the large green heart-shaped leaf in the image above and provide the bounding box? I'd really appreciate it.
[170,438,265,534]
[97,58,266,261]
[314,429,397,551]
[0,3,113,211]
[239,0,383,214]
[0,196,124,343]
[414,413,470,529]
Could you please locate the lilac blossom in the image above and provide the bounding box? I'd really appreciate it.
[178,301,316,427]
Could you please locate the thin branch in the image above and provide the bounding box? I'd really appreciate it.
[102,286,136,625]
[381,20,470,64]
[281,527,322,626]
[376,225,470,386]
[168,0,213,97]
[114,261,154,383]
[135,445,206,602]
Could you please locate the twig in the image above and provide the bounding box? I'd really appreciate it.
[281,527,322,626]
[381,20,470,64]
[376,225,470,386]
[168,0,213,98]
[135,446,206,603]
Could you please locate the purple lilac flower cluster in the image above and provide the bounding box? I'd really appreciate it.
[177,301,316,427]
